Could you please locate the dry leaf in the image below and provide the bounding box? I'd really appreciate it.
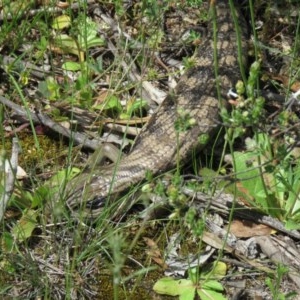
[143,237,167,269]
[229,220,274,238]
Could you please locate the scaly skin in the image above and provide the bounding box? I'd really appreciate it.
[64,0,248,217]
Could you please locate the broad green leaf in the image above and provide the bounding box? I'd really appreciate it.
[38,77,60,100]
[85,37,106,49]
[202,280,224,292]
[1,232,14,251]
[12,209,38,242]
[153,277,195,297]
[30,168,80,209]
[120,99,148,119]
[93,95,122,113]
[176,279,195,296]
[208,261,227,279]
[197,288,227,300]
[78,17,98,39]
[52,15,71,29]
[153,277,181,296]
[188,267,200,284]
[77,17,105,49]
[54,34,77,50]
[233,151,267,205]
[62,61,82,71]
[126,99,147,115]
[179,287,196,300]
[53,34,82,58]
[191,262,227,283]
[45,167,80,187]
[285,219,300,230]
[31,185,50,208]
[284,167,300,216]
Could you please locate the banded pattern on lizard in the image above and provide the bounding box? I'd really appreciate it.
[63,0,248,217]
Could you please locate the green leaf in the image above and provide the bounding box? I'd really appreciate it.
[77,17,105,49]
[233,150,267,205]
[31,185,50,208]
[179,287,196,300]
[53,34,80,57]
[30,167,80,210]
[197,288,227,300]
[202,280,224,292]
[188,267,199,284]
[52,15,71,30]
[45,167,80,187]
[1,232,14,251]
[78,17,98,38]
[38,77,60,101]
[204,261,227,279]
[62,61,82,71]
[93,95,122,113]
[176,279,195,296]
[153,277,181,296]
[153,277,196,297]
[285,219,300,230]
[12,209,38,242]
[189,262,227,284]
[154,262,227,299]
[85,37,106,49]
[126,99,147,116]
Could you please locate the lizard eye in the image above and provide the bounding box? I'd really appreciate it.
[86,196,106,210]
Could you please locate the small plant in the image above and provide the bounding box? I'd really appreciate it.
[153,261,227,300]
[266,264,297,300]
[229,131,300,225]
[221,59,300,225]
[1,167,80,245]
[36,14,106,107]
[186,0,203,8]
[221,61,265,140]
[51,15,105,63]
